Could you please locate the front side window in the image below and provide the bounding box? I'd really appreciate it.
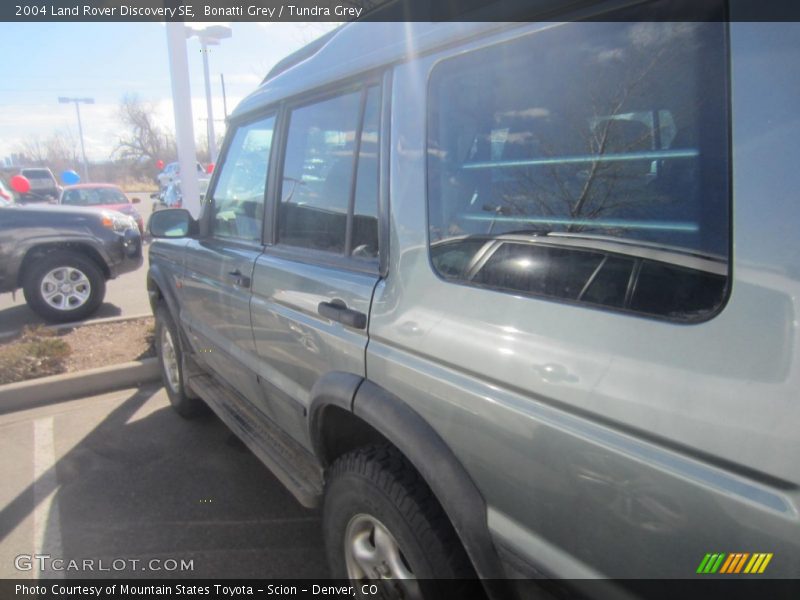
[278,85,380,260]
[428,12,729,320]
[211,116,275,242]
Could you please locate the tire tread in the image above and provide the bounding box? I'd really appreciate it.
[327,444,476,580]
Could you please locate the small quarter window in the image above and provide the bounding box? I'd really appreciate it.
[472,243,604,302]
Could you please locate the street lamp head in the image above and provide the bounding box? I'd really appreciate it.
[58,97,95,104]
[186,24,232,43]
[203,25,232,40]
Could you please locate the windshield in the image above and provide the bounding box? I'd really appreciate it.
[61,187,128,206]
[21,169,53,179]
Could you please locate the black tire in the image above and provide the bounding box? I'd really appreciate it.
[323,445,477,599]
[23,251,106,323]
[154,305,203,418]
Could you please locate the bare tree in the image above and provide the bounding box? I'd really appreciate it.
[115,93,176,163]
[45,130,81,174]
[15,130,81,173]
[15,137,49,165]
[481,23,699,237]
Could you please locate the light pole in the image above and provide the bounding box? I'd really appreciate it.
[166,22,201,218]
[58,96,94,182]
[187,25,231,164]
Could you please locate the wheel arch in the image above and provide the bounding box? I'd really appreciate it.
[147,263,180,317]
[17,242,110,287]
[310,375,511,593]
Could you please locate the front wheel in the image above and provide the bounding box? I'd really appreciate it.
[155,306,203,418]
[23,252,105,323]
[323,446,476,599]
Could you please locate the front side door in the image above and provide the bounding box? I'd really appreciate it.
[250,84,383,447]
[181,115,276,404]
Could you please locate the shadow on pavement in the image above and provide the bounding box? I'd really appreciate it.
[1,385,328,578]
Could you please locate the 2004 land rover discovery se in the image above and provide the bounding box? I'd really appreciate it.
[148,3,799,596]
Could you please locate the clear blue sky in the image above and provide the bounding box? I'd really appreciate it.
[0,22,339,162]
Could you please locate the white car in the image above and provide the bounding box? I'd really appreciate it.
[0,179,15,204]
[156,161,205,190]
[152,178,210,212]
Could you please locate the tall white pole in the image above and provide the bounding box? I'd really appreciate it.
[166,23,201,218]
[201,40,218,163]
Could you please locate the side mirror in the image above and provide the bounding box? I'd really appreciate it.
[149,208,193,239]
[131,197,141,204]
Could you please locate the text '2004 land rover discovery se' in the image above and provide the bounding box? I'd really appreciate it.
[148,2,799,597]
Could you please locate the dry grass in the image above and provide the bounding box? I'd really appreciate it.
[118,177,159,193]
[0,326,71,385]
[0,317,155,385]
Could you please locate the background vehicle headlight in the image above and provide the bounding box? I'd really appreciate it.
[101,211,138,233]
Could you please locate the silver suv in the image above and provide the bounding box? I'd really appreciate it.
[148,6,799,595]
[19,167,61,202]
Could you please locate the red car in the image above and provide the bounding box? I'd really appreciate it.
[59,184,145,234]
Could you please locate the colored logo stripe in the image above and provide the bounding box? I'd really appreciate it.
[697,552,773,574]
[719,553,736,573]
[697,553,726,573]
[720,553,749,573]
[744,553,773,574]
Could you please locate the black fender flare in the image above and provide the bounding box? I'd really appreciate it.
[147,263,180,317]
[147,264,196,355]
[310,376,510,594]
[307,371,363,461]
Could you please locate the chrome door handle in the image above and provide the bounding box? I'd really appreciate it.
[228,269,251,288]
[318,300,367,330]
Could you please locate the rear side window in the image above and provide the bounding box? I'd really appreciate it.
[631,260,727,319]
[427,14,729,321]
[278,85,381,261]
[22,169,53,180]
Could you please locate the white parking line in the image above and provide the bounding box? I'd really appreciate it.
[33,417,63,579]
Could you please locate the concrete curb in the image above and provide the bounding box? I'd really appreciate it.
[0,358,160,414]
[0,313,154,341]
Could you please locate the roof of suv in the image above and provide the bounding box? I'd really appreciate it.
[233,22,512,120]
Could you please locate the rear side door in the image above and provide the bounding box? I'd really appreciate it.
[250,82,383,447]
[181,115,276,404]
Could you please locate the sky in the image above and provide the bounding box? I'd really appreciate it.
[0,21,340,163]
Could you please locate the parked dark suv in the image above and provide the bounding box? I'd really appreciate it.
[0,203,142,322]
[148,6,800,596]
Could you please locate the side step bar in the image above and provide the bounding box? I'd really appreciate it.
[188,373,324,508]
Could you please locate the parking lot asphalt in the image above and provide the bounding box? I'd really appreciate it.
[0,193,155,335]
[0,384,328,579]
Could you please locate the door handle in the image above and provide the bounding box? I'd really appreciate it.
[318,300,367,330]
[228,269,251,288]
